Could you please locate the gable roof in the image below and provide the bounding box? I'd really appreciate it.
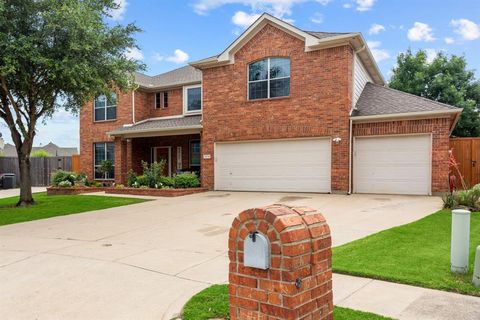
[352,83,461,118]
[190,13,384,85]
[134,65,201,90]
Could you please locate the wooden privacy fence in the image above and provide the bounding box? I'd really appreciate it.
[71,154,80,173]
[450,138,480,188]
[0,156,72,187]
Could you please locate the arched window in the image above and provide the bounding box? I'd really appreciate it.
[248,57,290,100]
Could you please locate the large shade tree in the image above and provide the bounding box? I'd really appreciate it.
[389,49,480,137]
[0,0,143,206]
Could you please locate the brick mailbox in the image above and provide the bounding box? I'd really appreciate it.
[228,204,333,320]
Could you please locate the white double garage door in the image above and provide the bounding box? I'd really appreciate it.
[214,135,432,195]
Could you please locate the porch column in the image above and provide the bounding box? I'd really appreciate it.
[126,138,133,174]
[114,137,128,185]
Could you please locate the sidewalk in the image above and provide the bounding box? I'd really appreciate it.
[334,273,480,320]
[0,187,46,199]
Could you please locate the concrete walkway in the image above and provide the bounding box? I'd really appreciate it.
[1,190,478,319]
[335,274,480,320]
[0,187,46,198]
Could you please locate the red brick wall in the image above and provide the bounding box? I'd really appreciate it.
[229,205,333,319]
[79,91,133,181]
[134,88,185,122]
[353,117,452,193]
[201,23,353,192]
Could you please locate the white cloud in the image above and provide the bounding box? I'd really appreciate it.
[310,12,324,24]
[155,49,190,64]
[343,3,352,8]
[356,0,375,11]
[407,22,435,42]
[194,0,331,19]
[369,23,385,35]
[367,41,390,62]
[232,11,261,28]
[451,18,480,41]
[444,37,455,44]
[125,47,143,61]
[424,48,439,63]
[109,0,128,21]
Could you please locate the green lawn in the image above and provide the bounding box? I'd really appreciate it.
[182,284,393,320]
[0,192,149,226]
[333,209,480,296]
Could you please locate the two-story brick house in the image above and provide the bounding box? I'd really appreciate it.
[80,14,462,195]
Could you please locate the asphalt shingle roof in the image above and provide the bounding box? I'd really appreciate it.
[134,65,201,89]
[108,115,202,135]
[352,82,460,117]
[306,31,354,39]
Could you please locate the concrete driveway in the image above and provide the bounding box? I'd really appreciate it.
[0,191,441,319]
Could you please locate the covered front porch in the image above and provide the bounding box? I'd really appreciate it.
[108,115,202,184]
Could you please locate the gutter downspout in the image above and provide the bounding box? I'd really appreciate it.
[132,89,136,124]
[348,118,353,195]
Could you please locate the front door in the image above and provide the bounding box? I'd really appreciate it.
[153,147,171,176]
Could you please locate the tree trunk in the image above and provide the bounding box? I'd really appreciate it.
[17,155,34,206]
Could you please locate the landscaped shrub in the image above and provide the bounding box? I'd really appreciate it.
[31,149,51,157]
[142,160,166,188]
[174,173,200,188]
[58,180,73,188]
[127,170,137,187]
[444,185,480,211]
[115,184,125,189]
[136,175,149,187]
[51,170,76,186]
[158,176,175,188]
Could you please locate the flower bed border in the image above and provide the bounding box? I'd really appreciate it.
[47,186,109,196]
[47,186,208,197]
[106,187,208,197]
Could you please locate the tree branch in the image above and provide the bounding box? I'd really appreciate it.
[0,75,29,138]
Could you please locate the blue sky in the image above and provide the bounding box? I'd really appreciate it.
[1,0,479,149]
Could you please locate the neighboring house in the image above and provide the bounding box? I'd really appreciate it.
[1,142,78,157]
[79,14,462,195]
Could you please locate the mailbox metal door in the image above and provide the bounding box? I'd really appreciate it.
[244,232,270,270]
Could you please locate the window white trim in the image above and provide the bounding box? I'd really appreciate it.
[183,85,202,115]
[247,57,290,100]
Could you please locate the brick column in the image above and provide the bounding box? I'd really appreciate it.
[228,204,333,320]
[114,137,127,184]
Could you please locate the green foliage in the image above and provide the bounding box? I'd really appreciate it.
[141,160,166,188]
[92,181,103,187]
[452,187,480,210]
[389,49,480,137]
[76,172,87,182]
[98,160,113,179]
[135,175,149,187]
[442,193,457,209]
[126,169,137,187]
[174,173,200,188]
[31,149,50,157]
[57,180,72,188]
[51,170,76,186]
[158,176,175,188]
[0,0,144,203]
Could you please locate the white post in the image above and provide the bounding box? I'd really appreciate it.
[473,246,480,287]
[451,209,471,273]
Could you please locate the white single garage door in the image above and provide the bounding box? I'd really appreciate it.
[353,135,432,195]
[215,138,331,193]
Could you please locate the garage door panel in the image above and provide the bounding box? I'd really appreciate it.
[215,139,331,193]
[354,135,431,195]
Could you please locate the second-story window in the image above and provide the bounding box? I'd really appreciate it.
[155,92,169,109]
[184,85,202,114]
[94,93,117,121]
[248,57,290,100]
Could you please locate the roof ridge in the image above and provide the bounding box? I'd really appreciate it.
[366,82,458,110]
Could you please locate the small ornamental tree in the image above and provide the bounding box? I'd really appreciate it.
[0,0,144,206]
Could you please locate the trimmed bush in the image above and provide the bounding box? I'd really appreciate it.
[158,176,175,188]
[127,170,137,187]
[136,175,149,187]
[174,173,200,188]
[58,180,73,188]
[51,170,76,186]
